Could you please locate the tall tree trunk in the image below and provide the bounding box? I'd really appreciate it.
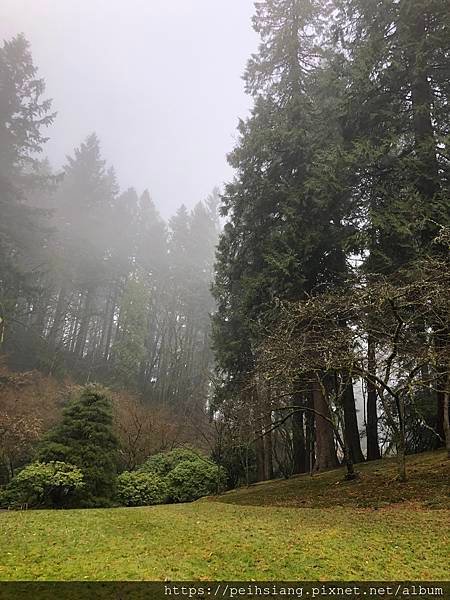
[444,386,450,459]
[342,429,356,480]
[255,432,266,482]
[263,410,274,481]
[100,282,118,361]
[74,287,94,358]
[402,2,439,205]
[403,3,446,450]
[312,379,338,472]
[263,382,274,480]
[32,283,51,337]
[305,391,315,474]
[48,285,68,348]
[252,386,266,482]
[292,390,307,474]
[443,377,450,458]
[439,365,450,458]
[366,333,381,460]
[396,393,407,482]
[342,375,365,463]
[435,332,449,446]
[437,378,446,444]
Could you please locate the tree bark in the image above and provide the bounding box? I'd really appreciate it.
[443,370,450,458]
[292,390,307,474]
[48,285,68,348]
[312,379,338,472]
[342,376,365,463]
[255,432,266,482]
[366,333,381,460]
[396,394,407,482]
[305,391,315,474]
[396,435,407,482]
[74,287,94,358]
[263,408,274,480]
[252,386,266,482]
[435,333,448,446]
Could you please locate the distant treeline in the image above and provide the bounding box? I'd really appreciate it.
[0,35,219,414]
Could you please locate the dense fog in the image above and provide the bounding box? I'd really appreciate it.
[2,0,257,216]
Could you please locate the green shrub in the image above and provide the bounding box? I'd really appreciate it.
[38,385,119,507]
[137,448,226,503]
[115,471,168,507]
[166,459,226,503]
[138,447,200,477]
[0,461,84,509]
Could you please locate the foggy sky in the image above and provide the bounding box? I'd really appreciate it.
[2,0,258,217]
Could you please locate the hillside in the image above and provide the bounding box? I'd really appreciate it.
[211,450,450,510]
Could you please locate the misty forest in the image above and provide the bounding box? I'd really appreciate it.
[0,0,449,584]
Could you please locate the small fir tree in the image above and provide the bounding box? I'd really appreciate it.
[38,385,119,506]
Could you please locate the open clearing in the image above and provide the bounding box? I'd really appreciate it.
[1,451,448,581]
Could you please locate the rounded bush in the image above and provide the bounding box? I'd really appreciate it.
[166,459,226,503]
[0,461,84,509]
[138,447,200,477]
[115,471,168,507]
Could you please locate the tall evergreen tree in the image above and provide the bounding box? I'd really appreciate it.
[212,0,366,473]
[0,35,55,349]
[335,0,450,450]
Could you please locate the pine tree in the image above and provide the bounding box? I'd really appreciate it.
[212,0,364,473]
[0,35,55,349]
[112,271,149,388]
[335,0,450,451]
[38,385,119,506]
[49,134,119,359]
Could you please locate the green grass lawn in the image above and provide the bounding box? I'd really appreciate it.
[1,503,449,580]
[1,451,448,581]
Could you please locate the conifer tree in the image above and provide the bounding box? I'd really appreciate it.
[38,385,119,506]
[335,0,450,450]
[0,35,55,348]
[212,0,363,473]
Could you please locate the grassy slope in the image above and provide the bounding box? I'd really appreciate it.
[0,451,448,581]
[212,450,450,509]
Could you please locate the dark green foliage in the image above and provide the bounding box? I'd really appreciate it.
[213,444,257,488]
[111,271,149,387]
[0,34,55,171]
[0,461,84,509]
[211,0,358,476]
[138,447,203,477]
[115,471,168,507]
[166,460,226,503]
[38,385,119,507]
[0,34,55,350]
[211,0,450,477]
[138,448,226,503]
[335,0,450,273]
